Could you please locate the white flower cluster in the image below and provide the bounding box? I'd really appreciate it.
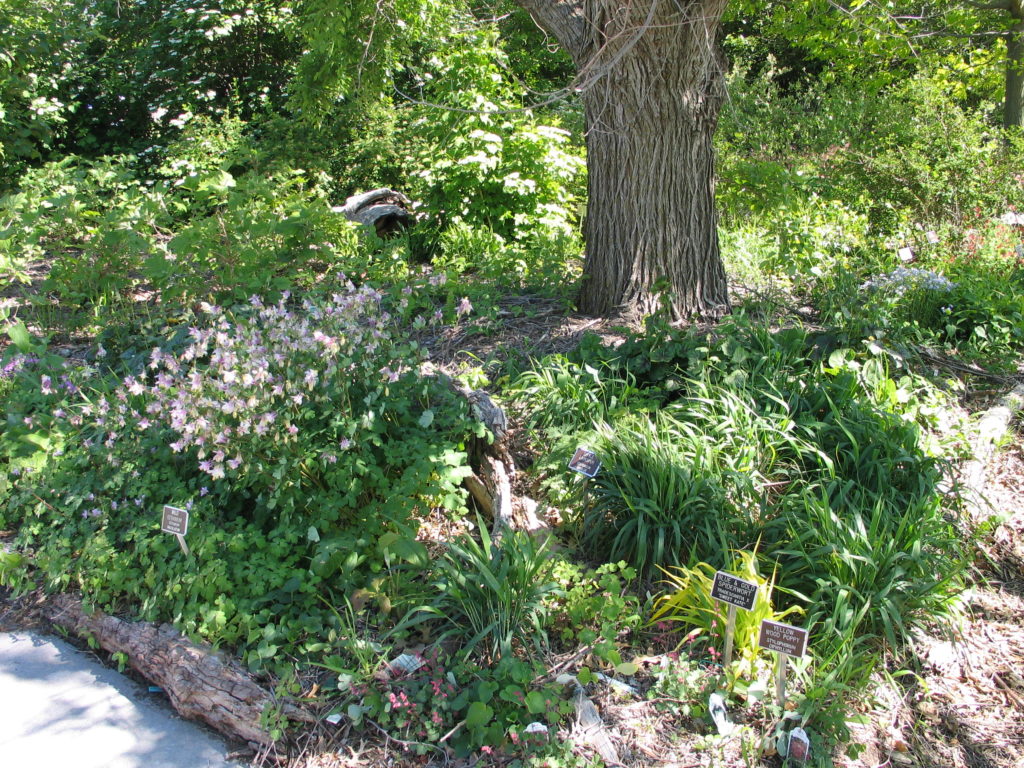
[860,267,956,295]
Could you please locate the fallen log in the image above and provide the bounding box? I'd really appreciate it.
[336,188,414,239]
[45,594,314,746]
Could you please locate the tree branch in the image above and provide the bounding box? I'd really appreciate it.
[512,0,589,62]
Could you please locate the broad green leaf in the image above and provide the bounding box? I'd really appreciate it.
[465,701,493,729]
[6,321,32,352]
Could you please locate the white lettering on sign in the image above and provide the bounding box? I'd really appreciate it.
[758,619,809,658]
[568,448,601,478]
[711,571,758,611]
[161,505,189,537]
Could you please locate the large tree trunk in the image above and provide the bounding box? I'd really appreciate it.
[515,0,731,321]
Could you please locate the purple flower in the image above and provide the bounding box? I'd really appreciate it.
[456,297,472,317]
[40,375,55,395]
[200,486,209,497]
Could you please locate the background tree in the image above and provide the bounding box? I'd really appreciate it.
[297,0,733,320]
[513,0,731,320]
[0,0,92,184]
[742,0,1024,129]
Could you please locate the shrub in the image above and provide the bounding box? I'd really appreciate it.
[3,282,480,663]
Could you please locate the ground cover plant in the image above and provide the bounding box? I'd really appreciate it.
[2,2,1024,767]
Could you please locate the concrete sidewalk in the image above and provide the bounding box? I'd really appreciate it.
[0,631,242,768]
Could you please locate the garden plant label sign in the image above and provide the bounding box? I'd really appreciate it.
[708,573,757,667]
[711,571,757,611]
[161,505,189,536]
[568,447,601,478]
[759,619,809,707]
[788,727,811,764]
[758,620,809,657]
[898,246,914,262]
[712,571,758,666]
[161,505,191,555]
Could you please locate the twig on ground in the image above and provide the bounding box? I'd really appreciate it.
[365,718,449,763]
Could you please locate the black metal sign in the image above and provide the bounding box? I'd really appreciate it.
[568,448,601,478]
[711,571,758,611]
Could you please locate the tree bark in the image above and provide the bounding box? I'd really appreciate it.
[515,0,731,321]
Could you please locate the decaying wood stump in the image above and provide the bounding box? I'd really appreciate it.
[421,364,546,540]
[337,188,414,239]
[45,594,314,746]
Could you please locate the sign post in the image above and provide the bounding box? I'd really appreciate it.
[757,619,809,709]
[710,571,758,666]
[161,505,191,556]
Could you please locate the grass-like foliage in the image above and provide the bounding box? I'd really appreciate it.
[397,523,558,662]
[515,317,974,749]
[650,549,802,678]
[509,355,656,433]
[581,412,738,578]
[772,482,964,654]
